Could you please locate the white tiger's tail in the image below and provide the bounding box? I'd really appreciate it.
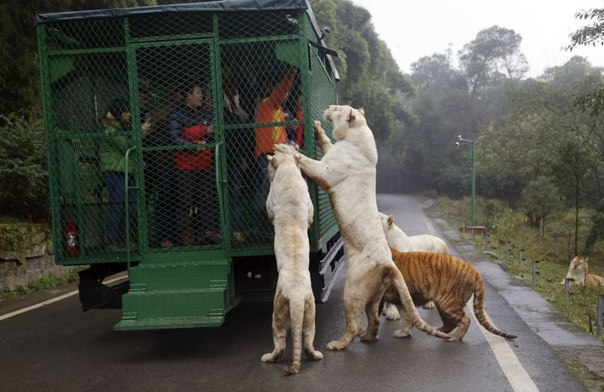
[388,265,450,339]
[287,296,305,375]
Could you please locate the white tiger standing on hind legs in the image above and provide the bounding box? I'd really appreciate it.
[379,212,449,320]
[261,151,322,375]
[275,105,451,351]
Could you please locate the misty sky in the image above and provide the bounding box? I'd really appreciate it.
[351,0,604,77]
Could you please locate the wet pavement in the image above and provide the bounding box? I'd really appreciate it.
[431,212,604,391]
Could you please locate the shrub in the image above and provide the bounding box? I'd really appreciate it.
[0,114,48,221]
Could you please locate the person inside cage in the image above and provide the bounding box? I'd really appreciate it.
[142,84,181,248]
[167,81,221,245]
[100,98,152,252]
[253,67,299,229]
[222,65,254,244]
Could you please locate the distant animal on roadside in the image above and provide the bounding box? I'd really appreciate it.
[383,249,518,342]
[379,212,449,319]
[275,105,449,351]
[563,256,604,288]
[380,213,449,254]
[261,151,322,375]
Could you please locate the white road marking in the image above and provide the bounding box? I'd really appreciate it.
[468,305,539,392]
[0,275,128,322]
[419,202,536,390]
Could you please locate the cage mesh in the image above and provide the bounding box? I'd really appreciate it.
[39,8,338,264]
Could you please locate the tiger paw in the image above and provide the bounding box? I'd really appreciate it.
[393,329,411,338]
[422,301,436,309]
[382,303,401,320]
[306,350,323,360]
[327,340,348,351]
[261,352,278,362]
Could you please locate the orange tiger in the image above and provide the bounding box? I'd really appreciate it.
[564,256,604,288]
[382,249,517,342]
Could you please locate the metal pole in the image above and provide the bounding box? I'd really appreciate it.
[532,260,540,286]
[456,135,476,227]
[470,141,476,226]
[597,294,604,337]
[564,278,573,305]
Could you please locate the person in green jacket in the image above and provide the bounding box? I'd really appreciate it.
[100,98,151,251]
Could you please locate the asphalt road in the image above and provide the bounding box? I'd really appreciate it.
[0,194,597,391]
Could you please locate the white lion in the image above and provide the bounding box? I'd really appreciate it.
[379,212,449,320]
[261,151,322,374]
[275,105,450,350]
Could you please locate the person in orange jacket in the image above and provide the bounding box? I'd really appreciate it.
[253,68,299,227]
[254,68,298,158]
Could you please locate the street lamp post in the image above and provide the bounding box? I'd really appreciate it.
[456,135,476,226]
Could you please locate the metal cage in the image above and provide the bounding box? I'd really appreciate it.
[36,0,343,330]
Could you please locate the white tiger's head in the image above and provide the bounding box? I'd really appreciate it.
[267,147,300,182]
[323,105,367,141]
[378,212,412,252]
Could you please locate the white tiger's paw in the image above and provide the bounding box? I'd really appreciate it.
[383,303,401,320]
[306,350,323,360]
[422,301,436,309]
[393,329,411,338]
[261,352,278,362]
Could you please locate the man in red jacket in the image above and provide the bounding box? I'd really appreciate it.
[167,82,221,245]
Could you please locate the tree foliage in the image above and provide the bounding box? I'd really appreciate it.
[0,0,154,120]
[0,115,48,220]
[568,8,604,50]
[568,9,604,116]
[310,0,416,141]
[521,176,561,236]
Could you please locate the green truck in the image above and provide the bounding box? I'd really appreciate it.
[35,0,343,330]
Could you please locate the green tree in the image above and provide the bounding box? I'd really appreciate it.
[458,26,528,101]
[568,8,604,50]
[393,53,469,194]
[311,0,416,141]
[568,8,604,116]
[0,0,155,120]
[521,176,561,237]
[0,115,47,220]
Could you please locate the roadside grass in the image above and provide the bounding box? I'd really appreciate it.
[0,268,80,303]
[430,197,604,342]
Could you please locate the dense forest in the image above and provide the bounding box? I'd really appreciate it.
[1,1,604,256]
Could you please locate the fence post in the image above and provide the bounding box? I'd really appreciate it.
[597,294,604,337]
[563,278,573,305]
[518,249,525,269]
[531,260,540,285]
